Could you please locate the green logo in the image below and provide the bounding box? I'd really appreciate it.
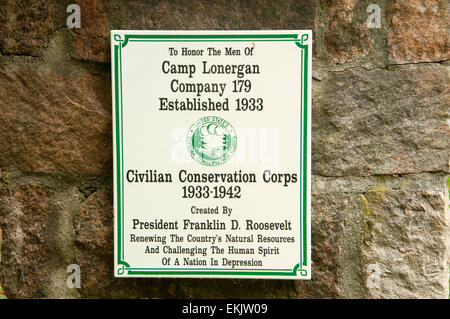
[187,116,237,166]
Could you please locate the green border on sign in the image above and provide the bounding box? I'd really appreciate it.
[113,33,310,278]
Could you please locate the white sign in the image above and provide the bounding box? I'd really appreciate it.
[112,30,311,279]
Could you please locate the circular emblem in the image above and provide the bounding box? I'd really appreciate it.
[187,116,237,166]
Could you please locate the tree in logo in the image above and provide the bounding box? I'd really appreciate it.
[187,116,237,166]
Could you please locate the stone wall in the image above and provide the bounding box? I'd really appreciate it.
[0,0,448,298]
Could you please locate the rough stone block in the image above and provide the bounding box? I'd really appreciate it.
[312,64,449,177]
[387,0,449,64]
[72,0,112,63]
[361,189,449,298]
[0,0,71,56]
[296,173,449,298]
[322,0,375,63]
[0,63,112,174]
[0,179,83,298]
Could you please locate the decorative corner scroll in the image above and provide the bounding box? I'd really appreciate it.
[300,33,309,44]
[117,264,126,275]
[117,261,130,275]
[298,269,308,277]
[114,34,124,43]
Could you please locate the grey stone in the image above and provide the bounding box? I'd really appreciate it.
[312,64,449,177]
[298,173,449,298]
[0,180,82,298]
